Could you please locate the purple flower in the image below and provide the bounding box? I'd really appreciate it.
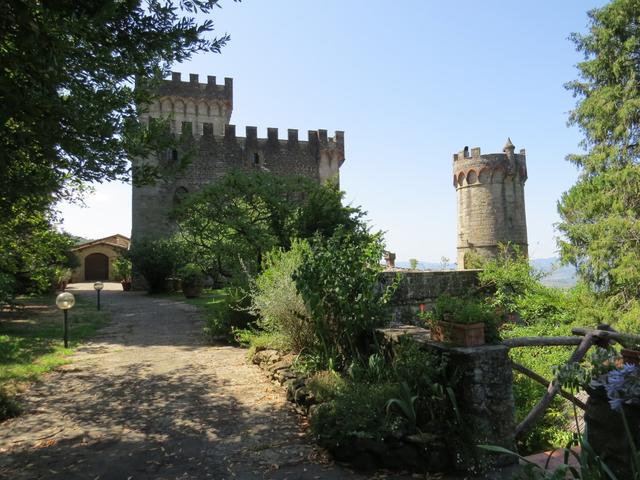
[604,363,640,412]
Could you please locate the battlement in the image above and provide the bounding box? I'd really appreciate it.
[452,139,527,188]
[154,72,233,102]
[222,125,342,148]
[452,144,526,162]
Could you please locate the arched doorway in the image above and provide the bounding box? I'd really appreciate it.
[85,253,109,281]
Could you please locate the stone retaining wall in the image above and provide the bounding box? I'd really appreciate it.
[381,270,480,324]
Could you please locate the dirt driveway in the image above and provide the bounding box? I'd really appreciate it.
[0,285,378,480]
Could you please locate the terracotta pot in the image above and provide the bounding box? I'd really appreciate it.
[621,348,640,366]
[430,320,485,347]
[121,281,132,291]
[182,284,202,299]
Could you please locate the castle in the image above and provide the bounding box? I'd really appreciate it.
[132,72,345,242]
[132,72,529,272]
[453,139,528,268]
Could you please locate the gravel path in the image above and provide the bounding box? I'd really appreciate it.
[0,285,380,480]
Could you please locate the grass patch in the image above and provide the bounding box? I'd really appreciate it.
[0,293,108,420]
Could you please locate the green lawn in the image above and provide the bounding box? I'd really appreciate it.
[0,293,108,418]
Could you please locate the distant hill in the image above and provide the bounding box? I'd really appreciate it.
[531,258,577,289]
[394,257,577,289]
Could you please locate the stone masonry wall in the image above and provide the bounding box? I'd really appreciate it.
[381,270,480,324]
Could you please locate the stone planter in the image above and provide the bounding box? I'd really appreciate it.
[431,320,485,347]
[621,348,640,366]
[585,387,640,479]
[182,284,202,298]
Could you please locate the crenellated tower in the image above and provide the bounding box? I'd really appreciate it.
[132,72,345,242]
[452,138,528,269]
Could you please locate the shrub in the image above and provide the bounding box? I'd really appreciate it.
[203,288,256,341]
[311,380,401,445]
[294,227,400,369]
[310,337,456,449]
[251,240,315,353]
[478,244,542,315]
[126,238,185,293]
[112,256,132,282]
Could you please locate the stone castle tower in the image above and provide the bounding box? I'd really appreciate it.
[132,72,345,241]
[453,139,528,269]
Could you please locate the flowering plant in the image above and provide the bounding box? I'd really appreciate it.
[598,363,640,411]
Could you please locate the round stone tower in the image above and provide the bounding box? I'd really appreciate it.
[453,138,528,269]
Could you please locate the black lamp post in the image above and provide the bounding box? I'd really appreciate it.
[55,292,75,348]
[94,281,104,310]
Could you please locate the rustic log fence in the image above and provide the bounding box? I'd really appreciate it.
[502,325,640,437]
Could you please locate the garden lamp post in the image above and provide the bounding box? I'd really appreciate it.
[94,281,104,311]
[55,292,75,348]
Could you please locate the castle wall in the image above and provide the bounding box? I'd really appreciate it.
[132,127,344,242]
[381,270,480,324]
[132,73,345,243]
[453,143,528,268]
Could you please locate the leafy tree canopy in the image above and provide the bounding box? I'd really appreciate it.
[173,170,364,283]
[0,0,231,220]
[558,0,640,304]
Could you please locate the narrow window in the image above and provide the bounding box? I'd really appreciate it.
[253,152,260,165]
[172,149,179,162]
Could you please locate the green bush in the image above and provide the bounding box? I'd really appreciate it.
[126,238,185,293]
[251,240,315,353]
[311,380,401,445]
[203,288,256,341]
[309,337,456,448]
[478,244,542,315]
[112,256,132,282]
[294,227,400,369]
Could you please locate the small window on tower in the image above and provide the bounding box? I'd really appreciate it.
[253,152,260,166]
[172,149,179,162]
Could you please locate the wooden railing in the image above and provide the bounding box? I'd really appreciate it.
[502,326,640,437]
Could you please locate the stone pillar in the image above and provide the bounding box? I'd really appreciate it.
[426,343,517,472]
[585,388,640,479]
[380,327,518,473]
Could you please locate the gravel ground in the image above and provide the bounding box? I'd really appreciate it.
[0,285,387,480]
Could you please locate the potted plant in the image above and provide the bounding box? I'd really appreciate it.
[178,263,205,298]
[113,256,133,291]
[426,295,496,347]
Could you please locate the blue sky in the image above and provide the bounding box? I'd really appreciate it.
[58,0,607,261]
